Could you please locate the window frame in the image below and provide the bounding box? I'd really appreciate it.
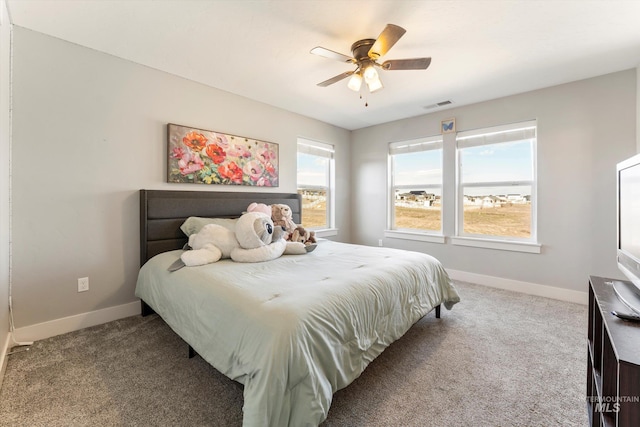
[296,138,336,236]
[453,120,540,252]
[387,135,444,238]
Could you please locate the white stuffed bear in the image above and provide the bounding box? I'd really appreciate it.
[180,211,306,267]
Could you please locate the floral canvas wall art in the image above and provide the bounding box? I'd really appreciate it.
[167,124,279,186]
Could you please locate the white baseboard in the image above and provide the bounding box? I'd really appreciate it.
[446,269,588,305]
[12,301,141,343]
[0,331,10,391]
[7,272,587,345]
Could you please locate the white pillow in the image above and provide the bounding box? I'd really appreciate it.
[180,217,238,236]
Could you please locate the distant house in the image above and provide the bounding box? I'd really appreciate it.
[396,191,439,207]
[507,194,526,203]
[463,195,502,208]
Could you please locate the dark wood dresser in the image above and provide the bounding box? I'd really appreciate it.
[587,276,640,427]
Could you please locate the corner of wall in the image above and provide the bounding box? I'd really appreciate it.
[636,65,640,153]
[0,0,12,375]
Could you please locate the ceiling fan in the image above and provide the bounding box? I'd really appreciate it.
[311,24,431,94]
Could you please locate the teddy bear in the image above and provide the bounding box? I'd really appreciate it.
[179,211,307,268]
[271,203,297,236]
[290,226,317,253]
[290,226,317,246]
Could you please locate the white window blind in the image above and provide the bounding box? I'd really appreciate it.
[457,120,536,149]
[297,140,334,158]
[389,135,442,155]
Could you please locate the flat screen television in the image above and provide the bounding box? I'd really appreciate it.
[616,153,640,314]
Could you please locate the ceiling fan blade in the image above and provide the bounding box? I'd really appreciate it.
[368,24,406,59]
[381,57,432,70]
[317,71,355,87]
[310,46,355,63]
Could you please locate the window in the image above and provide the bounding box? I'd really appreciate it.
[388,136,443,233]
[297,139,335,231]
[456,121,537,242]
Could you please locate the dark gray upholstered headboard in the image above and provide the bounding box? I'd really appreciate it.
[140,190,302,266]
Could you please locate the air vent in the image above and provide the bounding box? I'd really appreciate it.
[423,100,453,110]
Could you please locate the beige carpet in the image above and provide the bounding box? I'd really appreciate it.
[0,281,589,426]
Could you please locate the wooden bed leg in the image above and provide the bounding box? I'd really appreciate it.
[188,345,196,359]
[141,300,156,317]
[435,304,441,318]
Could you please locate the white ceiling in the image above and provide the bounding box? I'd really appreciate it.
[6,0,640,130]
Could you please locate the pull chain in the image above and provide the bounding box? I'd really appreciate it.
[359,93,369,107]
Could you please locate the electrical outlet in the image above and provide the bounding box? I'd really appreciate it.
[378,239,383,247]
[78,277,89,292]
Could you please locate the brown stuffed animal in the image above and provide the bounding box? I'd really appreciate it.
[291,226,316,246]
[271,203,297,237]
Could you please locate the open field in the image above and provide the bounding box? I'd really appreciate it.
[462,204,531,237]
[301,198,531,238]
[394,207,441,231]
[395,203,531,237]
[299,191,328,228]
[301,201,327,228]
[301,208,327,228]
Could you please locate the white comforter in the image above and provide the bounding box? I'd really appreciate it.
[135,240,460,426]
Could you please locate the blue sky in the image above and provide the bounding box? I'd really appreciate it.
[297,152,328,187]
[298,139,534,195]
[394,139,533,195]
[460,140,533,183]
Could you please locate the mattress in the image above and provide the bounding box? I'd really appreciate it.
[135,239,460,426]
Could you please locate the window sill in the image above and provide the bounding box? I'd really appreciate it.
[313,228,338,238]
[384,230,446,244]
[450,236,541,253]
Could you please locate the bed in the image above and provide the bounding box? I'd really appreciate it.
[135,189,460,426]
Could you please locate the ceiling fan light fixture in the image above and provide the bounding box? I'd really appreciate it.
[311,24,431,98]
[363,65,378,83]
[347,73,363,91]
[366,75,383,93]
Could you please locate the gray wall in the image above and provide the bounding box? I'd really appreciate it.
[10,27,351,329]
[1,0,10,353]
[351,70,637,293]
[5,27,640,332]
